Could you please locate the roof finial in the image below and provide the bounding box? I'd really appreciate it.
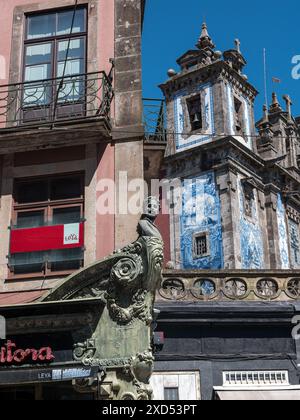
[262,104,269,124]
[201,22,209,38]
[257,104,273,140]
[269,92,282,113]
[283,94,293,122]
[235,39,241,54]
[196,22,215,50]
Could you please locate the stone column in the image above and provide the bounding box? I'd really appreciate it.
[265,188,282,269]
[216,168,240,269]
[113,0,144,249]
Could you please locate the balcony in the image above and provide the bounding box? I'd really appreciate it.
[143,98,167,144]
[0,71,114,150]
[158,270,300,302]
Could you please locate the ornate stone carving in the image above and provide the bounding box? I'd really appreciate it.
[158,272,300,302]
[73,339,97,364]
[43,197,164,401]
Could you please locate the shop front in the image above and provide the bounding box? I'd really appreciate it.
[0,202,164,400]
[0,298,103,400]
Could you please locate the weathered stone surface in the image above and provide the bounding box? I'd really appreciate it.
[43,198,164,400]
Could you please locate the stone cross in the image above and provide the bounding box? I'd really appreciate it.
[283,94,293,119]
[235,39,241,53]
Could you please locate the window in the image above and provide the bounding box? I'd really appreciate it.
[223,371,289,387]
[151,372,200,400]
[164,388,179,401]
[187,95,202,131]
[193,233,209,259]
[23,8,87,110]
[244,194,253,218]
[234,97,243,133]
[10,174,84,278]
[242,183,254,219]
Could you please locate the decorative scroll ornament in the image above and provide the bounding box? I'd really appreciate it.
[44,197,164,401]
[73,339,96,364]
[110,257,142,288]
[104,197,163,326]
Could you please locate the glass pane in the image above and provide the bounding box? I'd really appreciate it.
[57,79,84,103]
[16,181,48,204]
[52,207,81,225]
[164,388,179,401]
[16,210,44,229]
[56,58,85,102]
[10,251,45,275]
[24,64,51,106]
[25,43,52,66]
[57,9,85,36]
[50,177,82,200]
[57,59,84,77]
[49,248,83,272]
[49,248,83,262]
[57,38,84,61]
[27,13,56,40]
[25,64,51,82]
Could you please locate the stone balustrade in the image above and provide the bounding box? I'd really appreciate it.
[158,270,300,302]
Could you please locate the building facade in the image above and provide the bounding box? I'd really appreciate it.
[0,0,145,305]
[1,0,300,400]
[0,0,151,400]
[149,23,300,400]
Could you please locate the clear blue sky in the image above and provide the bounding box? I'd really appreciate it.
[142,0,300,119]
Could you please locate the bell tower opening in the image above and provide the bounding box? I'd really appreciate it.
[187,94,202,132]
[234,97,243,133]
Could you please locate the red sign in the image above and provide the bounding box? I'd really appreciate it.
[0,341,55,364]
[10,223,84,254]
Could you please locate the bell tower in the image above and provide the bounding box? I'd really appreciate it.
[160,23,270,271]
[160,23,258,157]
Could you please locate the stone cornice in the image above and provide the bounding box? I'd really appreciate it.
[164,136,265,180]
[159,61,258,101]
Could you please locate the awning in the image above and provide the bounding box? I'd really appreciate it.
[0,291,45,306]
[215,387,300,400]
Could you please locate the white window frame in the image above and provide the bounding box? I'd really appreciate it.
[151,371,201,401]
[223,371,289,387]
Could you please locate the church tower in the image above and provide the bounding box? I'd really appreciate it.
[160,23,300,271]
[161,23,257,157]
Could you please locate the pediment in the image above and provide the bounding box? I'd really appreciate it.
[177,49,202,65]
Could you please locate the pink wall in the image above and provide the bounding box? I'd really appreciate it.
[0,0,115,84]
[96,143,115,260]
[0,0,116,260]
[156,203,171,267]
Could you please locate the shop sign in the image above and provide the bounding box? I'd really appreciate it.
[0,341,55,364]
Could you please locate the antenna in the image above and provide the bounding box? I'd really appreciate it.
[263,48,268,109]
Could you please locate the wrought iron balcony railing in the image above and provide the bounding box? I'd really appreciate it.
[143,98,167,143]
[0,71,114,130]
